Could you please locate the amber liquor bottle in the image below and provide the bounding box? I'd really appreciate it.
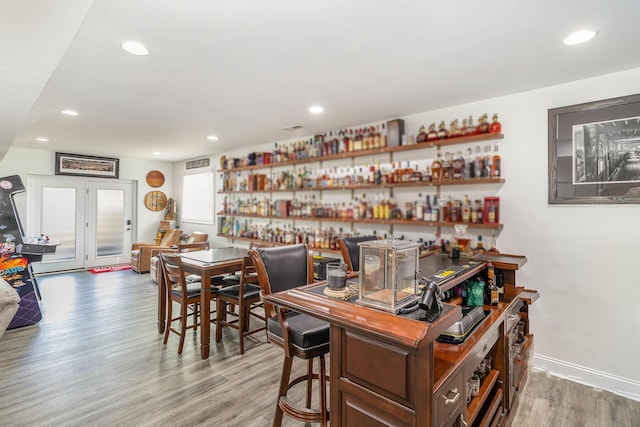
[491,145,501,178]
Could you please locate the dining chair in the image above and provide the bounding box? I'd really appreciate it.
[250,244,329,427]
[160,252,217,355]
[215,253,266,355]
[336,235,379,273]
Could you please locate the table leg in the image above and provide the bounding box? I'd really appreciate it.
[157,270,166,334]
[200,275,211,359]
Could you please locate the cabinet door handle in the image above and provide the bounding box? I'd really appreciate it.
[460,413,468,426]
[443,388,460,405]
[508,314,520,323]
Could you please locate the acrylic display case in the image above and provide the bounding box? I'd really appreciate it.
[356,239,419,313]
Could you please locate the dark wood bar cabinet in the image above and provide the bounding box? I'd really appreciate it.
[265,252,538,426]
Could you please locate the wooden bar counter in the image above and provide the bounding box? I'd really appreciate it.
[265,252,538,427]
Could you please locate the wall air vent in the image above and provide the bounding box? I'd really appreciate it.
[186,158,210,169]
[281,125,304,131]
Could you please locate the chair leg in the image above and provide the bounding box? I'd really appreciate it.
[306,359,314,409]
[215,299,224,343]
[238,300,245,355]
[178,300,188,355]
[163,299,172,345]
[319,355,328,427]
[193,302,199,332]
[274,355,293,427]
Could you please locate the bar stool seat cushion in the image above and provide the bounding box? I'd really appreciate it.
[218,283,261,300]
[170,283,220,299]
[267,312,329,351]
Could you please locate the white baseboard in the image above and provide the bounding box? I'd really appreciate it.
[532,353,640,402]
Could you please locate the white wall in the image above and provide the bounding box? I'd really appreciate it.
[0,147,174,243]
[187,67,640,400]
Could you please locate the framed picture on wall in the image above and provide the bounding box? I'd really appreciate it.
[55,152,120,179]
[548,93,640,204]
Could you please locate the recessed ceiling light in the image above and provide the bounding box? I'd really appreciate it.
[61,109,78,116]
[206,135,219,141]
[563,30,597,45]
[35,137,49,142]
[121,41,149,56]
[309,106,324,114]
[153,152,162,156]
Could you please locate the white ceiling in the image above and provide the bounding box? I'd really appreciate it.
[3,0,640,163]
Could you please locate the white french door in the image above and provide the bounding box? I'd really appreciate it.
[27,175,136,273]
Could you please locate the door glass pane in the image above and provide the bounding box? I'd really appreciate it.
[96,189,124,257]
[42,187,76,262]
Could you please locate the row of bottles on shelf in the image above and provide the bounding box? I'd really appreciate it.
[220,144,501,192]
[219,220,367,250]
[415,113,501,143]
[222,194,500,225]
[218,216,499,254]
[220,113,502,170]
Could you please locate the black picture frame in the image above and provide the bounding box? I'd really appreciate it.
[55,152,120,179]
[548,93,640,204]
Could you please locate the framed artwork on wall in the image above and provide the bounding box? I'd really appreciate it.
[548,93,640,204]
[55,152,119,179]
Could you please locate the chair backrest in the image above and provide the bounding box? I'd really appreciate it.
[160,253,188,296]
[186,232,208,244]
[160,229,182,247]
[250,244,313,318]
[337,235,379,272]
[178,241,210,253]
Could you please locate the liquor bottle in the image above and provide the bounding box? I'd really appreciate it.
[491,145,501,178]
[384,193,392,220]
[375,160,382,185]
[416,194,424,220]
[374,125,381,149]
[437,121,449,139]
[452,151,465,180]
[473,235,486,253]
[483,145,492,178]
[465,115,477,135]
[373,194,380,219]
[472,199,483,223]
[478,114,490,133]
[427,123,439,141]
[444,196,453,222]
[431,196,439,222]
[465,147,475,179]
[381,123,388,148]
[359,194,367,219]
[368,163,376,184]
[449,119,463,138]
[487,200,497,223]
[441,152,453,181]
[431,155,443,182]
[416,125,428,143]
[412,163,423,182]
[474,146,485,178]
[486,262,499,305]
[461,195,471,223]
[403,161,414,182]
[450,198,460,223]
[424,194,432,221]
[490,113,502,133]
[354,129,363,151]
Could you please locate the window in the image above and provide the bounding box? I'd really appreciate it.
[182,172,214,224]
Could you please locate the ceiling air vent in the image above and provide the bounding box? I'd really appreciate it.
[281,125,304,131]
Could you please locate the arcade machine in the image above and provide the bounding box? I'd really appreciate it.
[0,175,57,329]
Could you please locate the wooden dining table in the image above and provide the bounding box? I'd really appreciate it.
[156,247,247,359]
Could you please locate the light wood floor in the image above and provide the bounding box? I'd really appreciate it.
[0,270,638,426]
